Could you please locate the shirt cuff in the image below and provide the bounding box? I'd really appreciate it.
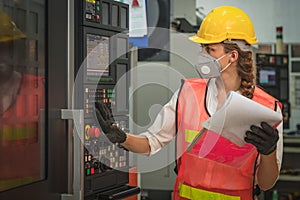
[140,131,163,156]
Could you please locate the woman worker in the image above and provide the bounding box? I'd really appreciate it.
[95,5,283,200]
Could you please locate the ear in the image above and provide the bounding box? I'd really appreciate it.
[229,50,239,62]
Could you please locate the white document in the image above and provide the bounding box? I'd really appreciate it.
[202,91,283,146]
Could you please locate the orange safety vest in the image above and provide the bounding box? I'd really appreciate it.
[173,78,281,200]
[0,74,45,191]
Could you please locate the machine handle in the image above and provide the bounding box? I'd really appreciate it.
[97,185,140,200]
[61,109,84,200]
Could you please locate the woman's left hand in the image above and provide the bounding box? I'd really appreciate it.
[244,122,279,155]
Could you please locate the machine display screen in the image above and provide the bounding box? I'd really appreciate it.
[86,33,110,77]
[259,68,276,85]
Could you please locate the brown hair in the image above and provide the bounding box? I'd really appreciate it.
[223,43,256,99]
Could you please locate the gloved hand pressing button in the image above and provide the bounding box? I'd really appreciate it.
[244,122,279,155]
[95,102,127,144]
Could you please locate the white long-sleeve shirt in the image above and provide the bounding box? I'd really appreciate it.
[140,80,283,170]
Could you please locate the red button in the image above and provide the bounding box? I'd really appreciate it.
[88,127,95,137]
[94,127,100,138]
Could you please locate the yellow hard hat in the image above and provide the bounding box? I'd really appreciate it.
[189,6,258,45]
[0,11,26,42]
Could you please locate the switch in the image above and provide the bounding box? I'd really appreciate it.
[90,168,95,174]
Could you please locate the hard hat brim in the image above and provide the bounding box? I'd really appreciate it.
[189,35,223,44]
[189,34,258,45]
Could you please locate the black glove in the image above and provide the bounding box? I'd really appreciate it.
[244,122,279,155]
[95,102,127,143]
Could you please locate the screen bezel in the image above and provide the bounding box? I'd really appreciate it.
[86,33,110,76]
[83,27,116,84]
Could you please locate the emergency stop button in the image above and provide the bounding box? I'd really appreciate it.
[88,126,100,138]
[94,127,100,138]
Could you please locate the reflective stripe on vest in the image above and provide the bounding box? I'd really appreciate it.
[179,183,240,200]
[185,129,199,143]
[0,176,40,191]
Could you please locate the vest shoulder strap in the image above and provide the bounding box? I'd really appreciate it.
[253,86,282,111]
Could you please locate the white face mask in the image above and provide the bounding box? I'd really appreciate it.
[195,53,231,79]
